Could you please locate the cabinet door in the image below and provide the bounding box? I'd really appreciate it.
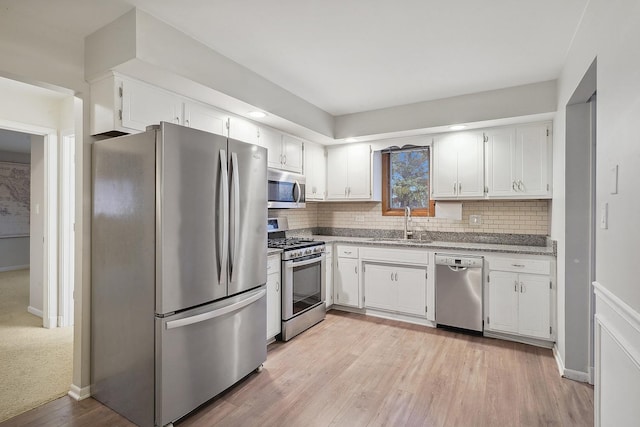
[183,102,228,137]
[335,257,359,307]
[517,274,551,339]
[325,254,333,308]
[456,133,485,197]
[432,135,458,198]
[326,145,349,199]
[121,78,181,131]
[487,271,519,334]
[486,128,516,197]
[305,142,326,200]
[396,266,427,317]
[363,264,396,312]
[266,272,281,339]
[260,127,283,169]
[228,117,259,145]
[346,144,371,199]
[515,123,550,197]
[282,135,304,174]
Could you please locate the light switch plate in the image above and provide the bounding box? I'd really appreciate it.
[610,165,619,194]
[600,203,608,229]
[469,215,482,225]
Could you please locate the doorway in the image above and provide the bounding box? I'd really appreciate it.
[0,77,77,421]
[564,58,597,383]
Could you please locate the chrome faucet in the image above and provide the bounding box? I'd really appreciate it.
[404,206,413,239]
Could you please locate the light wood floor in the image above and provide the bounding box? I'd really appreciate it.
[0,311,594,427]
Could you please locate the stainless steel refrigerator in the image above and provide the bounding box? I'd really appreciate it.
[91,122,268,427]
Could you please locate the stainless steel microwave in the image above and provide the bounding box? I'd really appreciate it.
[267,169,306,208]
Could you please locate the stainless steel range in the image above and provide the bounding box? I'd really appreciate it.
[268,218,326,341]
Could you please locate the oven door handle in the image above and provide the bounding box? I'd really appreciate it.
[284,254,325,269]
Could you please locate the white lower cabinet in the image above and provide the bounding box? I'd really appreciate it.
[334,246,360,307]
[486,256,554,341]
[325,245,333,308]
[363,263,427,317]
[266,254,281,340]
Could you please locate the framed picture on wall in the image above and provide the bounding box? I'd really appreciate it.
[0,161,30,238]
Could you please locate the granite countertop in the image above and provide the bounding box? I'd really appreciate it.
[311,235,555,257]
[267,248,283,256]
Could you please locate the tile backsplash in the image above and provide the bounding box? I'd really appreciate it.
[269,199,549,235]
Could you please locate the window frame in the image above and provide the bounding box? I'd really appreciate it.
[381,147,435,217]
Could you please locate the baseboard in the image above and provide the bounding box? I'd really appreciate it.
[552,339,590,381]
[68,384,91,401]
[0,264,29,272]
[27,306,43,318]
[552,344,565,376]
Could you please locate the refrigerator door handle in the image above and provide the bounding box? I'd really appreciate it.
[219,149,229,285]
[229,152,241,283]
[165,289,266,330]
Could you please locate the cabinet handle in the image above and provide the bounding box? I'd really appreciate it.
[391,272,394,281]
[276,281,279,292]
[395,272,398,281]
[348,187,351,196]
[514,281,518,292]
[458,183,462,193]
[520,282,525,293]
[344,187,347,197]
[511,264,525,268]
[355,265,357,274]
[512,181,517,191]
[344,250,352,255]
[175,116,180,123]
[185,119,190,126]
[267,265,271,270]
[283,154,287,164]
[453,182,457,194]
[518,180,524,191]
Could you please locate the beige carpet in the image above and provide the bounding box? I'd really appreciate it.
[0,269,73,422]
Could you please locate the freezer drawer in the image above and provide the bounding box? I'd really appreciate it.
[155,286,267,426]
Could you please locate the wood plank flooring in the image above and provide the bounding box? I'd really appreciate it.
[0,311,594,427]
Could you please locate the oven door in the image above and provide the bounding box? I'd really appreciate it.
[282,254,325,320]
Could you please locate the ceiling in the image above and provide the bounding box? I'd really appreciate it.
[5,0,588,116]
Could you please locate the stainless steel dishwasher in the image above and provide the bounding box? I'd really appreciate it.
[435,254,484,332]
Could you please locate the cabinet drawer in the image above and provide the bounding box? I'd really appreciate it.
[489,257,550,275]
[359,247,428,265]
[267,255,281,273]
[336,245,358,258]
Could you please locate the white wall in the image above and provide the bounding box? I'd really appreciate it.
[28,135,44,314]
[553,0,640,423]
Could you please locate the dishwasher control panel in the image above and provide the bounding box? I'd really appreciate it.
[434,254,483,268]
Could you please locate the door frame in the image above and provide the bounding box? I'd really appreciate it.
[0,118,59,328]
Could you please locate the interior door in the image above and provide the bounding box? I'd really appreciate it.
[228,138,268,296]
[158,122,227,314]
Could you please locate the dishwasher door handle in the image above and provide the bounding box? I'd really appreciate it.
[447,265,468,272]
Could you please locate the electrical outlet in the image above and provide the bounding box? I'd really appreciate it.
[469,215,482,225]
[355,215,365,222]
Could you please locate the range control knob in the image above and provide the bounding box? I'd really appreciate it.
[305,249,312,255]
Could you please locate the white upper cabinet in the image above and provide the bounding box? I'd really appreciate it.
[90,74,183,135]
[228,117,259,145]
[261,126,284,167]
[486,122,551,198]
[326,143,381,201]
[432,132,484,199]
[261,128,303,174]
[182,102,229,137]
[305,141,327,200]
[281,135,304,174]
